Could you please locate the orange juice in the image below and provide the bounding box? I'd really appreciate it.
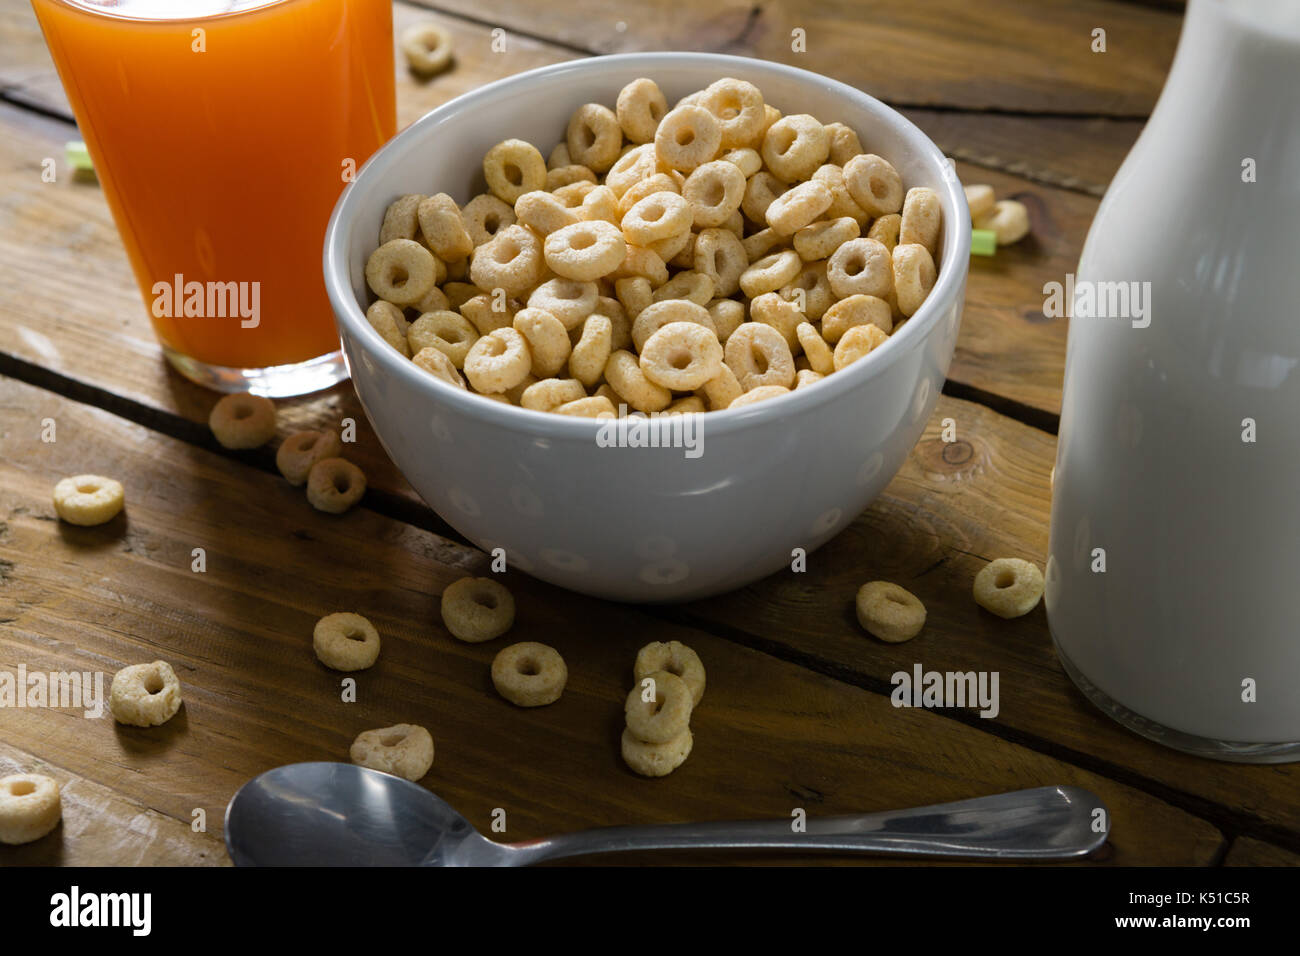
[31,0,396,393]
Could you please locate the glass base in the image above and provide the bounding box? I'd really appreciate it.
[1054,636,1300,763]
[163,345,349,398]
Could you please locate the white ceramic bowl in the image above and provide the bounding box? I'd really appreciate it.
[324,52,969,602]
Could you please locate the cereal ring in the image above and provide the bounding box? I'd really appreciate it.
[700,77,766,149]
[833,323,889,370]
[616,172,681,220]
[365,238,437,306]
[306,458,367,513]
[827,237,893,299]
[794,216,860,261]
[765,180,833,236]
[0,774,61,845]
[616,77,669,143]
[471,224,547,298]
[648,228,692,264]
[654,105,723,172]
[822,293,893,344]
[276,429,343,486]
[491,642,568,707]
[514,190,580,237]
[795,368,825,389]
[527,278,599,331]
[566,103,622,173]
[634,640,705,705]
[610,244,669,287]
[855,581,926,642]
[379,193,423,244]
[593,296,632,349]
[761,113,829,182]
[621,727,693,777]
[579,184,619,223]
[209,393,277,450]
[866,212,902,252]
[446,281,487,312]
[625,670,693,744]
[707,297,745,342]
[740,227,785,263]
[417,193,474,262]
[109,660,182,727]
[547,141,571,170]
[569,314,613,386]
[812,164,871,225]
[366,300,411,357]
[631,299,715,352]
[513,307,571,378]
[504,373,539,405]
[975,199,1031,245]
[622,191,693,245]
[464,327,533,393]
[692,228,747,298]
[700,362,743,410]
[553,181,598,208]
[409,310,480,367]
[412,345,468,388]
[313,612,380,671]
[725,321,795,390]
[461,194,516,247]
[796,322,835,375]
[824,122,863,166]
[544,221,627,281]
[640,321,724,391]
[750,292,804,350]
[740,171,787,224]
[892,243,937,316]
[728,384,789,408]
[604,349,671,413]
[52,474,124,526]
[350,724,434,781]
[899,186,942,255]
[651,270,714,306]
[682,160,747,228]
[843,153,904,217]
[739,249,802,298]
[414,284,451,315]
[780,261,834,321]
[665,395,706,415]
[964,183,997,220]
[720,147,763,178]
[545,164,598,192]
[973,558,1044,619]
[555,396,617,418]
[400,22,452,75]
[441,576,515,643]
[605,143,661,198]
[615,276,654,319]
[521,377,586,412]
[483,138,547,204]
[458,292,516,336]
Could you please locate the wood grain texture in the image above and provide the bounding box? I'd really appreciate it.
[0,375,1223,865]
[1223,837,1300,868]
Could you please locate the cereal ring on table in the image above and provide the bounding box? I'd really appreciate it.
[625,670,693,744]
[654,105,723,172]
[0,774,61,845]
[412,345,467,389]
[306,458,367,513]
[365,238,437,306]
[892,243,937,317]
[622,191,693,246]
[833,323,889,371]
[900,187,942,255]
[795,368,825,389]
[812,164,872,225]
[725,321,795,391]
[414,284,451,315]
[483,138,547,205]
[379,194,423,244]
[52,475,124,526]
[867,213,902,252]
[631,299,715,352]
[547,142,571,170]
[693,228,747,299]
[824,122,863,166]
[209,393,277,450]
[740,171,787,224]
[739,249,802,298]
[616,173,681,221]
[513,307,571,378]
[605,143,661,198]
[796,322,835,375]
[973,558,1044,619]
[780,260,835,321]
[464,327,533,393]
[741,227,785,263]
[616,77,669,144]
[313,612,381,671]
[651,270,714,306]
[544,220,626,281]
[634,640,706,705]
[750,292,804,351]
[614,276,654,320]
[470,224,547,298]
[417,193,474,262]
[843,153,905,217]
[109,660,182,727]
[975,199,1031,245]
[699,362,743,410]
[566,103,622,174]
[604,349,671,413]
[822,293,892,346]
[520,377,586,412]
[441,576,514,642]
[762,113,830,182]
[682,160,747,229]
[621,727,693,777]
[555,396,617,418]
[491,642,568,707]
[528,278,598,331]
[514,190,580,237]
[794,216,860,261]
[964,183,996,220]
[766,180,833,237]
[640,321,724,391]
[366,300,411,356]
[350,724,434,782]
[699,77,766,149]
[409,310,480,367]
[707,298,745,343]
[569,314,613,386]
[728,385,789,408]
[855,581,926,643]
[461,193,516,247]
[610,244,669,288]
[276,429,343,486]
[400,21,452,74]
[828,237,893,299]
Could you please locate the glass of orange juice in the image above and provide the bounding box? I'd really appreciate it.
[31,0,397,396]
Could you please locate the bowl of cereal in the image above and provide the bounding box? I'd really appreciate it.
[324,52,969,602]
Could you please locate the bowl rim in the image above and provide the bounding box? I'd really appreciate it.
[324,51,970,439]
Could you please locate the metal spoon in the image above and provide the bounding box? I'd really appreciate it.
[224,762,1108,865]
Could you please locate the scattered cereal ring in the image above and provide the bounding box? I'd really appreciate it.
[464,327,533,394]
[313,611,380,671]
[833,323,889,370]
[109,660,182,727]
[350,724,434,781]
[633,640,705,705]
[412,345,467,388]
[827,237,893,299]
[899,186,942,255]
[461,193,516,247]
[843,153,904,217]
[566,103,622,173]
[725,321,795,390]
[366,300,411,357]
[417,193,474,261]
[0,774,61,845]
[700,77,767,149]
[625,670,693,744]
[483,138,547,204]
[441,576,515,643]
[52,474,124,526]
[491,642,568,707]
[682,160,747,229]
[621,727,693,777]
[761,113,829,181]
[975,199,1031,246]
[973,558,1044,619]
[544,220,627,281]
[365,238,437,306]
[640,321,724,391]
[616,77,669,144]
[855,581,926,643]
[728,384,789,408]
[379,193,423,244]
[470,224,547,298]
[276,429,343,486]
[765,180,833,236]
[400,22,452,75]
[306,457,367,514]
[209,393,277,450]
[892,243,937,317]
[604,349,671,412]
[654,105,723,172]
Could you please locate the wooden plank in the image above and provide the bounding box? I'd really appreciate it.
[1223,837,1300,868]
[0,374,1222,865]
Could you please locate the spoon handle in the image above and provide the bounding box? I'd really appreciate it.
[506,786,1107,865]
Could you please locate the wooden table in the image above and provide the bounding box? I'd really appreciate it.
[0,0,1295,868]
